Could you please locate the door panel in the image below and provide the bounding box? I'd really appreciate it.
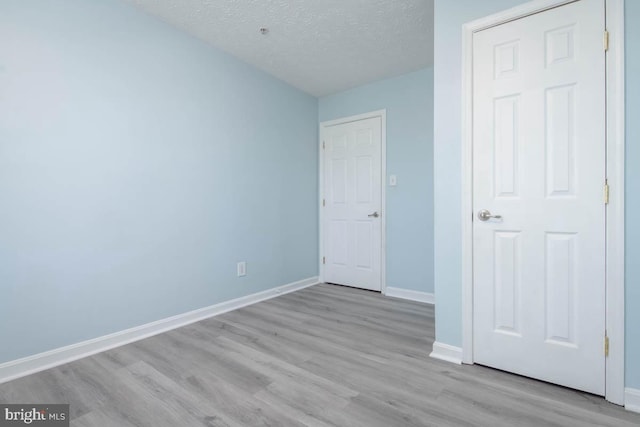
[472,0,605,395]
[545,232,577,344]
[493,231,521,336]
[494,95,520,198]
[323,117,382,291]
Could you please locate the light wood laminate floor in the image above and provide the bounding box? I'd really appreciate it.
[1,283,638,426]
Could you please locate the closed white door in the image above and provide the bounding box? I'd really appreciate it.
[472,0,606,394]
[322,116,382,291]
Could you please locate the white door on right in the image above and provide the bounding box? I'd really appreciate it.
[472,0,606,395]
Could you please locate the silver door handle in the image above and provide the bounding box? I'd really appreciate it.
[477,209,502,221]
[368,211,380,218]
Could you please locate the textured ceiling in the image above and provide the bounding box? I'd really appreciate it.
[124,0,434,97]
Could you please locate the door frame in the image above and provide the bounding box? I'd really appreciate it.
[318,110,387,293]
[460,0,625,405]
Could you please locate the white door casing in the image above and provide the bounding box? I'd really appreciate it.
[320,113,384,292]
[472,0,606,395]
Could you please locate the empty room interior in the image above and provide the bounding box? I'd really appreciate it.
[1,0,640,426]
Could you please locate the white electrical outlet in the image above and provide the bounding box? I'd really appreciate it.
[237,261,246,277]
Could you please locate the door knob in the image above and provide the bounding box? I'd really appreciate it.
[368,211,380,218]
[477,209,502,221]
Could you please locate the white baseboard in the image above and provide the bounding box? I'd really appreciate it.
[626,387,640,413]
[429,341,463,365]
[385,287,435,304]
[0,276,319,384]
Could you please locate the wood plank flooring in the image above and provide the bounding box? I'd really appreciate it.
[1,283,638,426]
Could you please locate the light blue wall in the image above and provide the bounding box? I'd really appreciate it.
[319,68,434,294]
[433,0,640,390]
[0,0,318,363]
[625,0,640,391]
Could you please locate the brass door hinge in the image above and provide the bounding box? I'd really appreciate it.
[322,256,326,265]
[604,30,609,51]
[322,141,325,149]
[322,198,325,207]
[604,180,610,204]
[605,335,610,357]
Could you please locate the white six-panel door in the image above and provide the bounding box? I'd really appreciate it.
[472,0,606,394]
[322,117,382,291]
